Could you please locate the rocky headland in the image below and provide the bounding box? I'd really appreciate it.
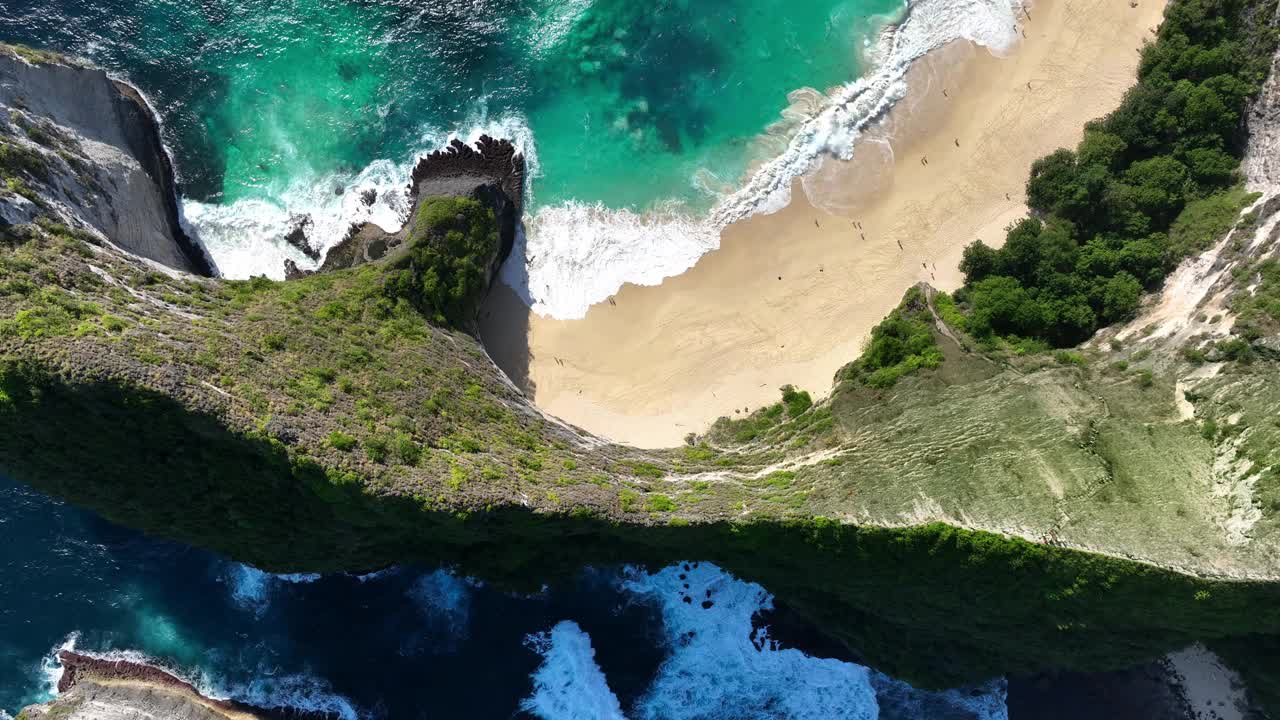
[3,7,1280,715]
[18,652,267,720]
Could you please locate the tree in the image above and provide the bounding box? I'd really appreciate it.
[1026,149,1082,215]
[1100,271,1144,323]
[960,241,1000,283]
[968,276,1046,338]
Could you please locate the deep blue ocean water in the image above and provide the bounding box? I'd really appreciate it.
[0,476,1012,718]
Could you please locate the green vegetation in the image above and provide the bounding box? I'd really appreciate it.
[956,0,1276,347]
[383,196,499,327]
[841,287,942,388]
[0,42,77,67]
[1236,259,1280,337]
[327,431,357,451]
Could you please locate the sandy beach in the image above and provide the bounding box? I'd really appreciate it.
[480,0,1169,448]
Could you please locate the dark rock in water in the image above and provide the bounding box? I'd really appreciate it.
[284,214,319,259]
[284,213,319,260]
[361,187,378,206]
[334,184,345,196]
[282,258,312,281]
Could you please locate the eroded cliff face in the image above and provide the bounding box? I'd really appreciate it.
[0,45,211,276]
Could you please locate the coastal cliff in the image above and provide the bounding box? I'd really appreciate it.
[0,45,211,276]
[3,3,1280,712]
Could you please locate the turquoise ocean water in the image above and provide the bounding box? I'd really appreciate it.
[2,0,900,209]
[0,0,917,302]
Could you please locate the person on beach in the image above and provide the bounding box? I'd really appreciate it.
[954,138,960,147]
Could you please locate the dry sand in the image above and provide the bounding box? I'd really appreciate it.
[481,0,1169,448]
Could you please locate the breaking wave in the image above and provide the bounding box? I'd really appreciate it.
[185,113,538,282]
[521,620,627,720]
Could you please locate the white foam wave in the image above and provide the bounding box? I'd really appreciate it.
[209,674,361,720]
[618,562,1009,720]
[407,569,477,643]
[224,563,323,616]
[40,633,79,698]
[502,202,719,317]
[354,567,399,583]
[226,564,274,615]
[37,639,360,720]
[517,0,1021,319]
[526,0,595,59]
[871,673,1009,720]
[621,563,880,720]
[185,112,538,281]
[711,0,1020,227]
[521,620,627,720]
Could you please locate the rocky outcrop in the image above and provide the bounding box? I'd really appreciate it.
[0,44,212,276]
[312,135,524,307]
[19,652,268,720]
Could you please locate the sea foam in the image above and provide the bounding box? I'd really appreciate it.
[41,641,362,720]
[405,568,481,652]
[185,113,537,281]
[619,562,1010,720]
[224,563,322,617]
[521,620,627,720]
[622,563,880,720]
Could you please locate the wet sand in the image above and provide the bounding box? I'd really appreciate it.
[481,0,1169,448]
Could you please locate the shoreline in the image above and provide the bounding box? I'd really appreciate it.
[481,0,1169,448]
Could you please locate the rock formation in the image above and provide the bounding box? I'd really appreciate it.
[0,45,212,276]
[19,652,269,720]
[310,135,524,311]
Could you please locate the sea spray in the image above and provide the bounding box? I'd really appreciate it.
[521,621,627,720]
[619,562,1011,720]
[186,113,538,281]
[405,568,482,652]
[208,674,362,720]
[224,563,322,617]
[43,642,362,720]
[621,563,881,720]
[870,674,1009,720]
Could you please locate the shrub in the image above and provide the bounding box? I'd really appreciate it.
[781,385,813,417]
[383,196,499,327]
[846,287,943,388]
[646,494,677,513]
[327,431,357,451]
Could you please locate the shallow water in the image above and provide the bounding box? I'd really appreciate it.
[0,477,1009,718]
